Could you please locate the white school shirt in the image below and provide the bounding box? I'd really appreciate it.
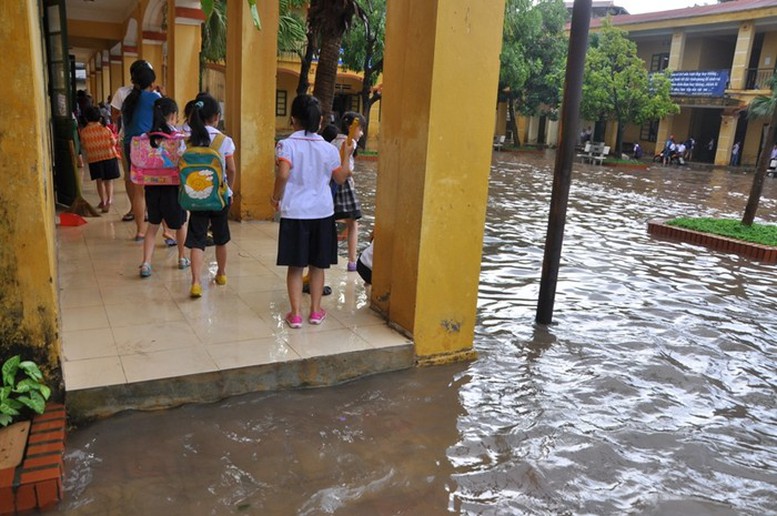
[275,130,341,219]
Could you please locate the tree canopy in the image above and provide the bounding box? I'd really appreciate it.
[499,0,568,146]
[341,0,385,146]
[581,18,679,154]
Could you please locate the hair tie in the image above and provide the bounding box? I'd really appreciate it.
[195,101,204,109]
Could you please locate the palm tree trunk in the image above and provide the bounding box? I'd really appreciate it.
[296,31,316,96]
[742,105,777,225]
[313,32,343,126]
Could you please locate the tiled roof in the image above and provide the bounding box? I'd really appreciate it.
[589,0,777,28]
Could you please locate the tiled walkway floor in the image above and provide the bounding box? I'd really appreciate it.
[58,179,411,415]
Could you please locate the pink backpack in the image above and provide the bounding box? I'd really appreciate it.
[130,132,185,185]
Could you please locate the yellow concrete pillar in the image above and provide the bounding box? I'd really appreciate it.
[168,2,204,108]
[225,0,278,220]
[110,54,123,96]
[88,57,97,98]
[101,51,112,103]
[730,21,755,90]
[122,49,138,85]
[141,36,164,85]
[715,113,738,166]
[0,0,60,371]
[668,31,686,70]
[94,54,104,103]
[657,115,674,152]
[373,0,505,364]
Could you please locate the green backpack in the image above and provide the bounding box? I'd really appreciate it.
[178,133,228,211]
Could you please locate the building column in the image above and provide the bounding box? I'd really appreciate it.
[715,113,738,165]
[167,1,204,108]
[373,0,505,364]
[668,30,686,71]
[101,51,112,103]
[94,53,104,103]
[122,47,139,85]
[656,115,674,152]
[110,50,124,96]
[225,0,278,220]
[730,21,755,90]
[141,32,165,85]
[88,57,97,98]
[0,0,60,371]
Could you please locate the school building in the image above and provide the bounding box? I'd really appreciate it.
[508,0,777,167]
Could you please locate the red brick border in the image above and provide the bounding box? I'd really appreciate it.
[0,403,66,514]
[648,220,777,264]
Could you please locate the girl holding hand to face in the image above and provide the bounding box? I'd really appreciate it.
[272,94,352,328]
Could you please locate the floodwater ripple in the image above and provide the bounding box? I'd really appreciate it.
[453,154,777,514]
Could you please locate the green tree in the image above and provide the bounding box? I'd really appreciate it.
[499,0,568,147]
[341,0,385,147]
[742,74,777,225]
[581,18,679,155]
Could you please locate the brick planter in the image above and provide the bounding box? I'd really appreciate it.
[648,220,777,263]
[0,403,66,514]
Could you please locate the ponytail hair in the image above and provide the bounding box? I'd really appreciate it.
[290,94,322,135]
[187,93,220,147]
[121,66,156,127]
[148,97,178,148]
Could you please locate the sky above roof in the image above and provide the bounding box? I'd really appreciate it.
[617,0,714,14]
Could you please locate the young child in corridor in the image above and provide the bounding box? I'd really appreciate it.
[184,94,236,298]
[330,112,365,272]
[79,106,121,212]
[272,94,351,328]
[139,97,189,277]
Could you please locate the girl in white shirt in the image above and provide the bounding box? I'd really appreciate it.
[272,94,351,328]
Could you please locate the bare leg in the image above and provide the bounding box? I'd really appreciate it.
[309,266,325,314]
[123,172,135,218]
[133,186,147,237]
[176,225,188,261]
[287,266,304,316]
[105,179,115,206]
[190,247,204,288]
[95,179,107,208]
[215,244,227,277]
[142,223,160,265]
[345,218,358,264]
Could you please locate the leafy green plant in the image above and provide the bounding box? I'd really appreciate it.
[0,355,51,427]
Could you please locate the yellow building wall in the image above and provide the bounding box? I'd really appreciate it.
[760,32,777,68]
[275,70,297,131]
[682,38,703,69]
[142,42,163,84]
[0,0,60,374]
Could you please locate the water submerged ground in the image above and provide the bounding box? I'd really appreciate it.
[56,155,777,514]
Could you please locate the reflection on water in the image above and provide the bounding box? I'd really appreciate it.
[56,155,777,514]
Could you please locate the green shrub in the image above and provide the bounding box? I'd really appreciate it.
[666,217,777,246]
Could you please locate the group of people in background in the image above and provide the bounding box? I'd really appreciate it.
[76,59,371,328]
[659,135,696,166]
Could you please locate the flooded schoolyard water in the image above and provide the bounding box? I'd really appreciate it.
[56,154,777,515]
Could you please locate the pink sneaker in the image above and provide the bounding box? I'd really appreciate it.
[285,312,303,329]
[309,309,327,325]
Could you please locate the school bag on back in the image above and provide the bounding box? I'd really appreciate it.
[129,132,185,185]
[178,133,228,211]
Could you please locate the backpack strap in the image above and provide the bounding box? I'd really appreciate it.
[210,132,226,152]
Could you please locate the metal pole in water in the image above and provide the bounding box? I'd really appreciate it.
[536,0,592,325]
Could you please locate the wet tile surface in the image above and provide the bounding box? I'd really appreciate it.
[59,180,411,394]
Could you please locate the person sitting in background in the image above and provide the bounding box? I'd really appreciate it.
[632,142,643,160]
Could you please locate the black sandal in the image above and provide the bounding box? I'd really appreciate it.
[121,213,135,222]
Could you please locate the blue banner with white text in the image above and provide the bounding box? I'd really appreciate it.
[670,70,729,97]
